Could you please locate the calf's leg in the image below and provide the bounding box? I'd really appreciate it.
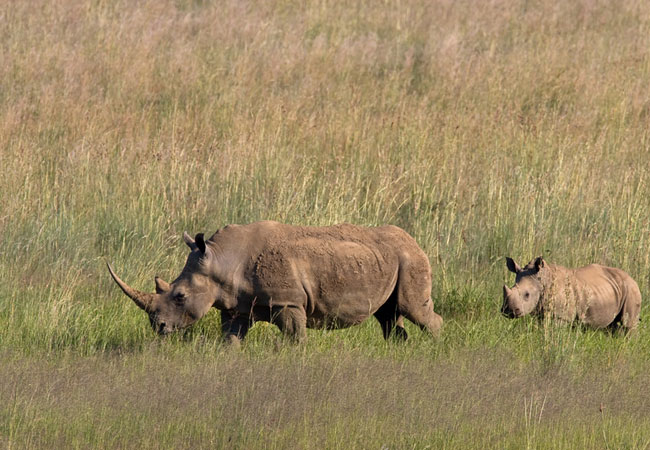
[618,279,642,330]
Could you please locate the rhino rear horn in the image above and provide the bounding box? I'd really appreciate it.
[106,263,156,313]
[155,276,171,294]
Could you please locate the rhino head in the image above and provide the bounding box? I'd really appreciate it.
[107,232,217,335]
[502,256,546,319]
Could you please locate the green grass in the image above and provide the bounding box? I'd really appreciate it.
[2,0,650,447]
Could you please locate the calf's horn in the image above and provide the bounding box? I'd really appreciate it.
[503,285,512,297]
[107,263,156,312]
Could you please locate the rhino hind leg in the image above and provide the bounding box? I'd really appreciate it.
[609,303,641,332]
[374,295,408,341]
[610,278,642,331]
[271,306,307,343]
[392,316,408,340]
[400,298,443,338]
[375,316,408,341]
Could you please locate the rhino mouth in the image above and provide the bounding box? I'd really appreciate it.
[149,316,174,336]
[155,325,175,336]
[501,305,522,318]
[501,285,523,318]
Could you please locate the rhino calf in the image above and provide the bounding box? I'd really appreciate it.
[108,221,443,343]
[502,256,641,330]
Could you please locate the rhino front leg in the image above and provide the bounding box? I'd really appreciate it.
[271,306,307,343]
[220,310,251,345]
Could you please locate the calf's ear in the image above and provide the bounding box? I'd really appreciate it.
[505,257,521,273]
[534,256,545,271]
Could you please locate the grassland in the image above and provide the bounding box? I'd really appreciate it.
[2,0,650,447]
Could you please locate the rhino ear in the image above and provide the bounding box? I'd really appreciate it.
[155,276,171,294]
[183,231,197,250]
[534,256,545,271]
[195,233,206,254]
[506,257,521,273]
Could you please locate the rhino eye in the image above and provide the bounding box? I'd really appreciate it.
[524,292,530,299]
[173,293,185,304]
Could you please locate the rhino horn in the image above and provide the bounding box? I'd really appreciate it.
[155,276,171,294]
[503,284,512,297]
[107,263,156,312]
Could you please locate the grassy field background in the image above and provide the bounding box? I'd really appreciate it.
[2,0,650,447]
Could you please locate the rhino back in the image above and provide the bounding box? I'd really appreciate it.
[573,264,639,328]
[210,222,423,327]
[542,263,636,328]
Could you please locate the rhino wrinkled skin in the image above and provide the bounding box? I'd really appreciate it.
[108,221,443,343]
[502,256,641,330]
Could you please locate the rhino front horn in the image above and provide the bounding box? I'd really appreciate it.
[107,262,156,312]
[503,285,511,297]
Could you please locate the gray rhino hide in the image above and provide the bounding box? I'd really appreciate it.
[503,258,641,329]
[109,221,443,343]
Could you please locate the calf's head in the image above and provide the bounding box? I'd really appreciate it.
[502,256,546,318]
[108,232,217,335]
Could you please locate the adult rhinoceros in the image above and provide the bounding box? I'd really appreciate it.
[502,256,641,330]
[108,221,443,343]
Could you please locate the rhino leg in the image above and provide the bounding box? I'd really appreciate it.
[374,296,408,341]
[394,316,408,340]
[621,280,642,330]
[394,255,442,337]
[220,310,251,345]
[606,278,642,332]
[615,298,642,331]
[271,306,307,343]
[400,298,443,338]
